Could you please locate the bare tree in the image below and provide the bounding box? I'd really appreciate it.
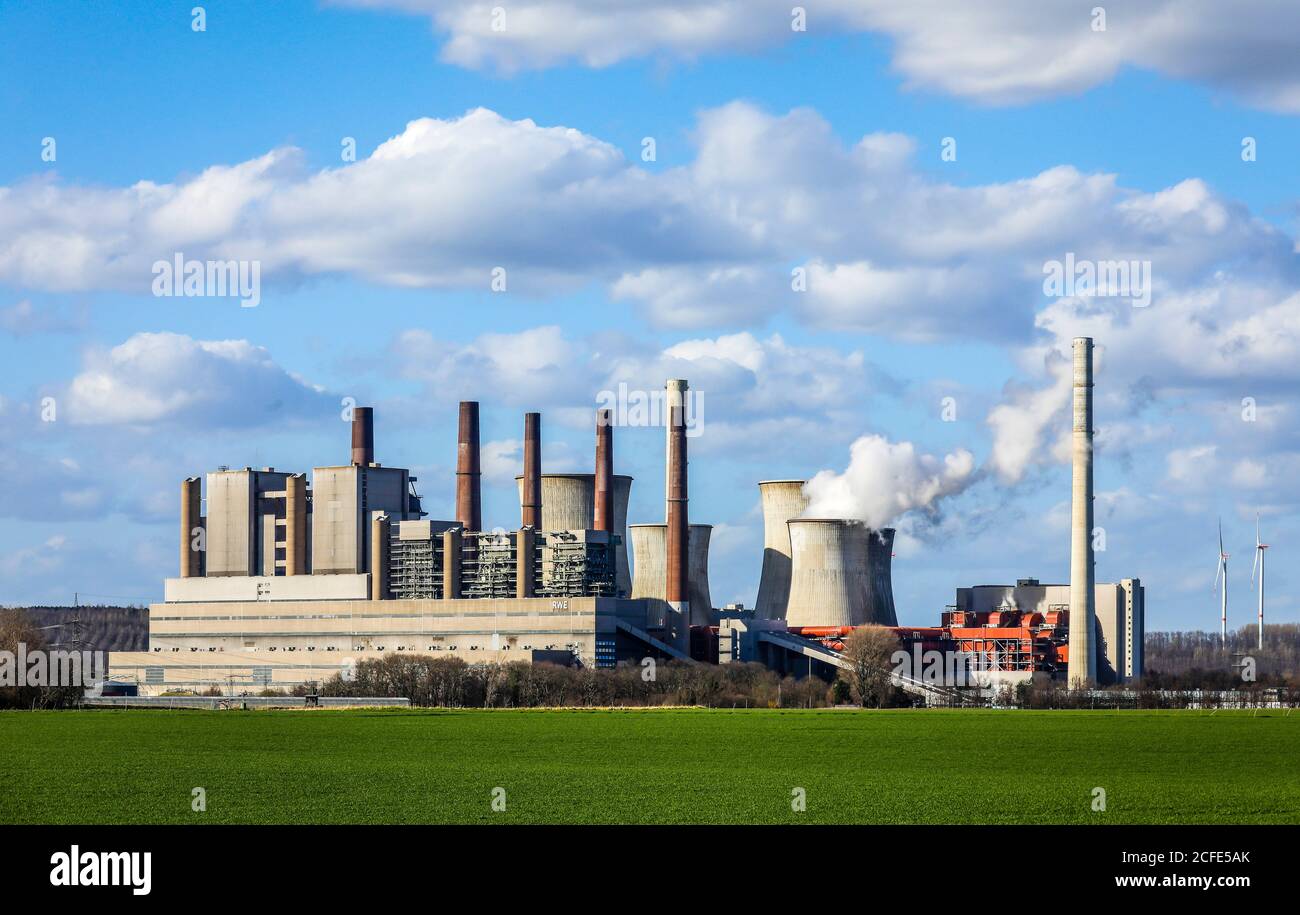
[838,626,899,709]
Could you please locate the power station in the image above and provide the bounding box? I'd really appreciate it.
[111,338,1143,697]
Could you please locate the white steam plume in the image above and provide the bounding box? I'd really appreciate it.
[803,434,977,529]
[985,347,1073,484]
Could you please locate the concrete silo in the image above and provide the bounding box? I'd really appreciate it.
[516,473,633,597]
[754,480,809,620]
[629,522,713,625]
[784,520,897,628]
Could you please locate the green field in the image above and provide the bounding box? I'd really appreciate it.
[1,708,1297,824]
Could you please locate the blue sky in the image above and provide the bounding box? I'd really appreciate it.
[1,0,1298,631]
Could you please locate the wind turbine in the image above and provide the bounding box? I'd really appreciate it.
[1251,514,1269,651]
[1213,519,1228,643]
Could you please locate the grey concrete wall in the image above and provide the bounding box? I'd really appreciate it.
[164,573,370,603]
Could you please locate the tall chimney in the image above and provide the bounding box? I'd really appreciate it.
[180,477,202,578]
[594,409,614,532]
[664,379,688,521]
[1068,337,1096,688]
[285,473,307,576]
[351,407,375,466]
[666,403,690,652]
[521,412,541,528]
[370,514,389,600]
[456,401,482,532]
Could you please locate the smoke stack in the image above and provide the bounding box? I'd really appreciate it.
[664,379,688,521]
[180,477,202,578]
[754,480,809,619]
[785,520,897,628]
[456,401,482,533]
[370,514,389,600]
[594,410,614,532]
[521,412,541,528]
[351,407,375,466]
[666,403,690,650]
[1068,337,1097,688]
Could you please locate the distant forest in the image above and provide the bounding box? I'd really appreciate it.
[1144,624,1299,683]
[10,605,149,651]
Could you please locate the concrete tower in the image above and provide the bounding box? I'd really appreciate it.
[754,480,809,619]
[784,520,897,628]
[630,522,713,625]
[1068,337,1096,688]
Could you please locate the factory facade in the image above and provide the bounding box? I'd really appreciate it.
[111,401,697,694]
[113,339,1143,697]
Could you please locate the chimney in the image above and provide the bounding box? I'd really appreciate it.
[754,480,809,620]
[1068,337,1096,688]
[285,473,307,576]
[351,407,375,466]
[180,477,202,578]
[521,412,541,529]
[594,409,614,532]
[370,514,389,600]
[666,402,690,651]
[456,401,482,532]
[664,379,688,521]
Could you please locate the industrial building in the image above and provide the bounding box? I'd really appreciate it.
[111,399,697,694]
[112,337,1143,698]
[716,336,1144,692]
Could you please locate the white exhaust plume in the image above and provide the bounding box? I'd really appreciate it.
[985,349,1071,484]
[803,434,976,529]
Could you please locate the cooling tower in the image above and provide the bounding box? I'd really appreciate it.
[629,522,713,625]
[515,472,633,597]
[1068,337,1097,688]
[754,480,809,619]
[687,524,713,626]
[629,524,666,602]
[785,520,897,628]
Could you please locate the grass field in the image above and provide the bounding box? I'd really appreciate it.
[1,708,1297,824]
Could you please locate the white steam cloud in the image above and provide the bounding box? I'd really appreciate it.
[985,350,1072,484]
[803,434,977,529]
